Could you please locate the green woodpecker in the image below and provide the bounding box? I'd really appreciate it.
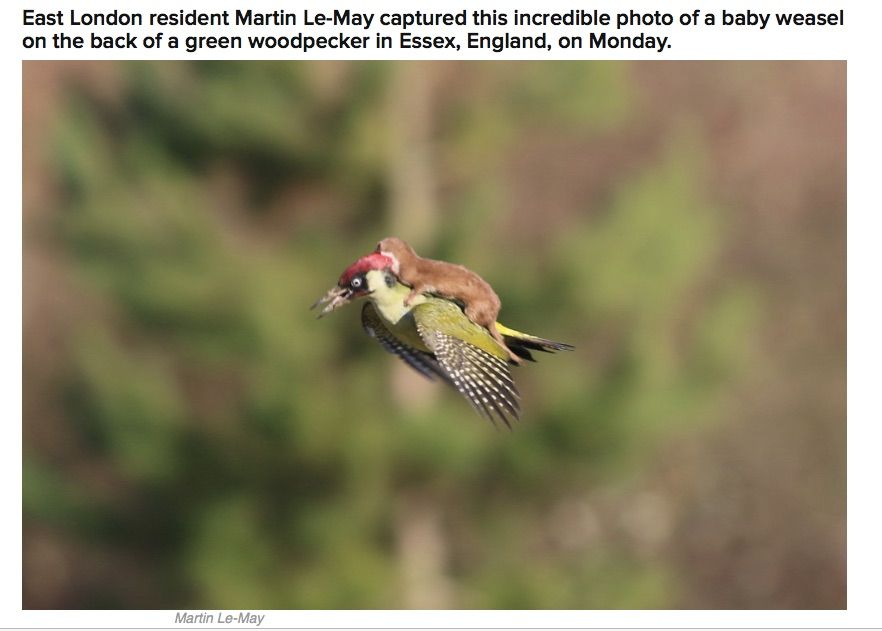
[312,252,573,427]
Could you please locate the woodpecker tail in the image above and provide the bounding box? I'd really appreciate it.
[496,323,574,362]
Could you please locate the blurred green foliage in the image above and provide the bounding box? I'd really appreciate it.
[24,62,756,609]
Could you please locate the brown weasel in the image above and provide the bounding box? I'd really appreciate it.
[375,237,522,364]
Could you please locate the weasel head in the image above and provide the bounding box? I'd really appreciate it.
[375,236,417,275]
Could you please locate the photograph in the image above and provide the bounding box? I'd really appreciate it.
[22,60,845,610]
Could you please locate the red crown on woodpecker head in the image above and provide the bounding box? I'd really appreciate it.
[338,252,395,286]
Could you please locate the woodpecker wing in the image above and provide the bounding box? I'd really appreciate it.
[413,300,521,428]
[361,302,453,385]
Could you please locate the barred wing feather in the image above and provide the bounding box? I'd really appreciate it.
[361,303,452,385]
[416,323,521,428]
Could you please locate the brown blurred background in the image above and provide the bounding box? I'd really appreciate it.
[23,61,844,609]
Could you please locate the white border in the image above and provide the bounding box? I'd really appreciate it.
[7,0,879,628]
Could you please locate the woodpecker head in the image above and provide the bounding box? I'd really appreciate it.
[311,251,395,317]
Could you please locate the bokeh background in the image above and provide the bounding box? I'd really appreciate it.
[23,61,845,609]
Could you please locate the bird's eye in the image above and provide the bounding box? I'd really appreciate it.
[384,272,395,288]
[351,276,362,289]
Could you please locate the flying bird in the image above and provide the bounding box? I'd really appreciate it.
[312,250,572,427]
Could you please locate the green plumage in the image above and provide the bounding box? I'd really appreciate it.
[358,270,571,427]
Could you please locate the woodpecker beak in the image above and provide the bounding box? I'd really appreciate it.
[311,285,353,318]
